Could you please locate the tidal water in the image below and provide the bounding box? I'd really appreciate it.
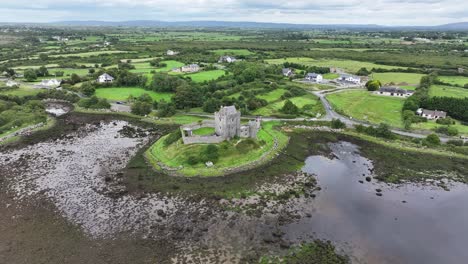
[284,141,468,264]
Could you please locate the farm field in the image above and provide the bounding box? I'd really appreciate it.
[438,76,468,86]
[130,62,157,74]
[327,90,405,127]
[211,49,254,55]
[155,60,185,72]
[0,87,41,97]
[371,72,425,85]
[49,50,131,58]
[95,87,173,102]
[185,70,227,82]
[266,57,403,72]
[253,94,323,116]
[429,85,468,98]
[257,89,288,102]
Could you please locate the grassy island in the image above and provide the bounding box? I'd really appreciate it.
[145,122,289,177]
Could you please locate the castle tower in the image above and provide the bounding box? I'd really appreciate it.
[215,106,241,139]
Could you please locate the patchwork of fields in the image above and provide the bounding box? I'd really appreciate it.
[429,85,468,98]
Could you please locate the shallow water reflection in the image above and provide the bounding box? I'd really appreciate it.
[285,141,468,264]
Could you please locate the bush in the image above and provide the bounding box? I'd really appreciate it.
[447,140,464,146]
[331,119,346,129]
[424,133,441,146]
[435,126,458,136]
[78,96,110,109]
[203,144,220,163]
[281,100,300,115]
[163,130,182,146]
[436,117,455,125]
[186,155,200,165]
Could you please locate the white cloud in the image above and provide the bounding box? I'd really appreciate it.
[0,0,467,25]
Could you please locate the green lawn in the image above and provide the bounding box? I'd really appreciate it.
[95,87,173,102]
[327,90,405,127]
[438,76,468,86]
[323,73,340,79]
[145,121,288,177]
[130,62,157,74]
[257,89,288,103]
[265,57,402,73]
[371,72,425,85]
[192,127,215,136]
[155,60,185,72]
[211,49,254,56]
[185,70,227,83]
[429,85,468,98]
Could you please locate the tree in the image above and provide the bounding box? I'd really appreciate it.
[24,69,37,82]
[39,53,49,62]
[281,100,299,115]
[365,80,381,91]
[356,67,370,76]
[173,84,203,109]
[202,98,221,113]
[204,144,219,163]
[70,73,81,84]
[424,133,440,146]
[157,100,176,117]
[131,101,153,116]
[80,82,96,97]
[331,119,346,129]
[36,66,49,77]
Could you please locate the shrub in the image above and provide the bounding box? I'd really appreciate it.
[186,155,200,165]
[164,130,182,146]
[331,118,346,129]
[203,144,220,163]
[424,133,441,146]
[447,140,464,146]
[281,100,299,115]
[436,117,455,125]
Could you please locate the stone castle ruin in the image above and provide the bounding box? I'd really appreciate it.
[181,106,261,145]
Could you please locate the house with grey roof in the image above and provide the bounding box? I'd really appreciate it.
[282,68,294,77]
[374,86,415,98]
[339,74,361,84]
[305,73,323,83]
[97,73,114,83]
[181,64,200,73]
[417,108,447,120]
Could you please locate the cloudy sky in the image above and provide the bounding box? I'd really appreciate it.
[1,0,467,25]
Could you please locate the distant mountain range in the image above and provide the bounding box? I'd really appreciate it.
[8,20,468,30]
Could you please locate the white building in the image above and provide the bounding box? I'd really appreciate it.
[97,73,114,83]
[339,74,361,84]
[282,68,294,77]
[181,64,200,73]
[417,108,447,120]
[305,73,323,83]
[167,50,179,56]
[34,79,61,89]
[374,86,414,98]
[218,56,237,63]
[5,80,19,87]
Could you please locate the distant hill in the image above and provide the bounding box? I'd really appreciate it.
[38,20,468,31]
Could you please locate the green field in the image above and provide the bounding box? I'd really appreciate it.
[257,89,288,102]
[211,49,254,56]
[0,87,41,97]
[145,121,288,177]
[254,94,323,117]
[49,50,131,58]
[95,87,173,102]
[266,57,402,72]
[155,60,185,72]
[327,90,405,127]
[323,73,340,79]
[130,62,157,73]
[438,76,468,86]
[185,70,227,83]
[371,72,425,85]
[429,85,468,98]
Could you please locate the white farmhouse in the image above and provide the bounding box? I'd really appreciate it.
[181,64,200,73]
[417,109,447,120]
[305,73,323,83]
[218,56,237,63]
[339,74,361,84]
[374,86,414,98]
[34,79,61,89]
[97,73,114,84]
[167,50,179,56]
[282,68,294,77]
